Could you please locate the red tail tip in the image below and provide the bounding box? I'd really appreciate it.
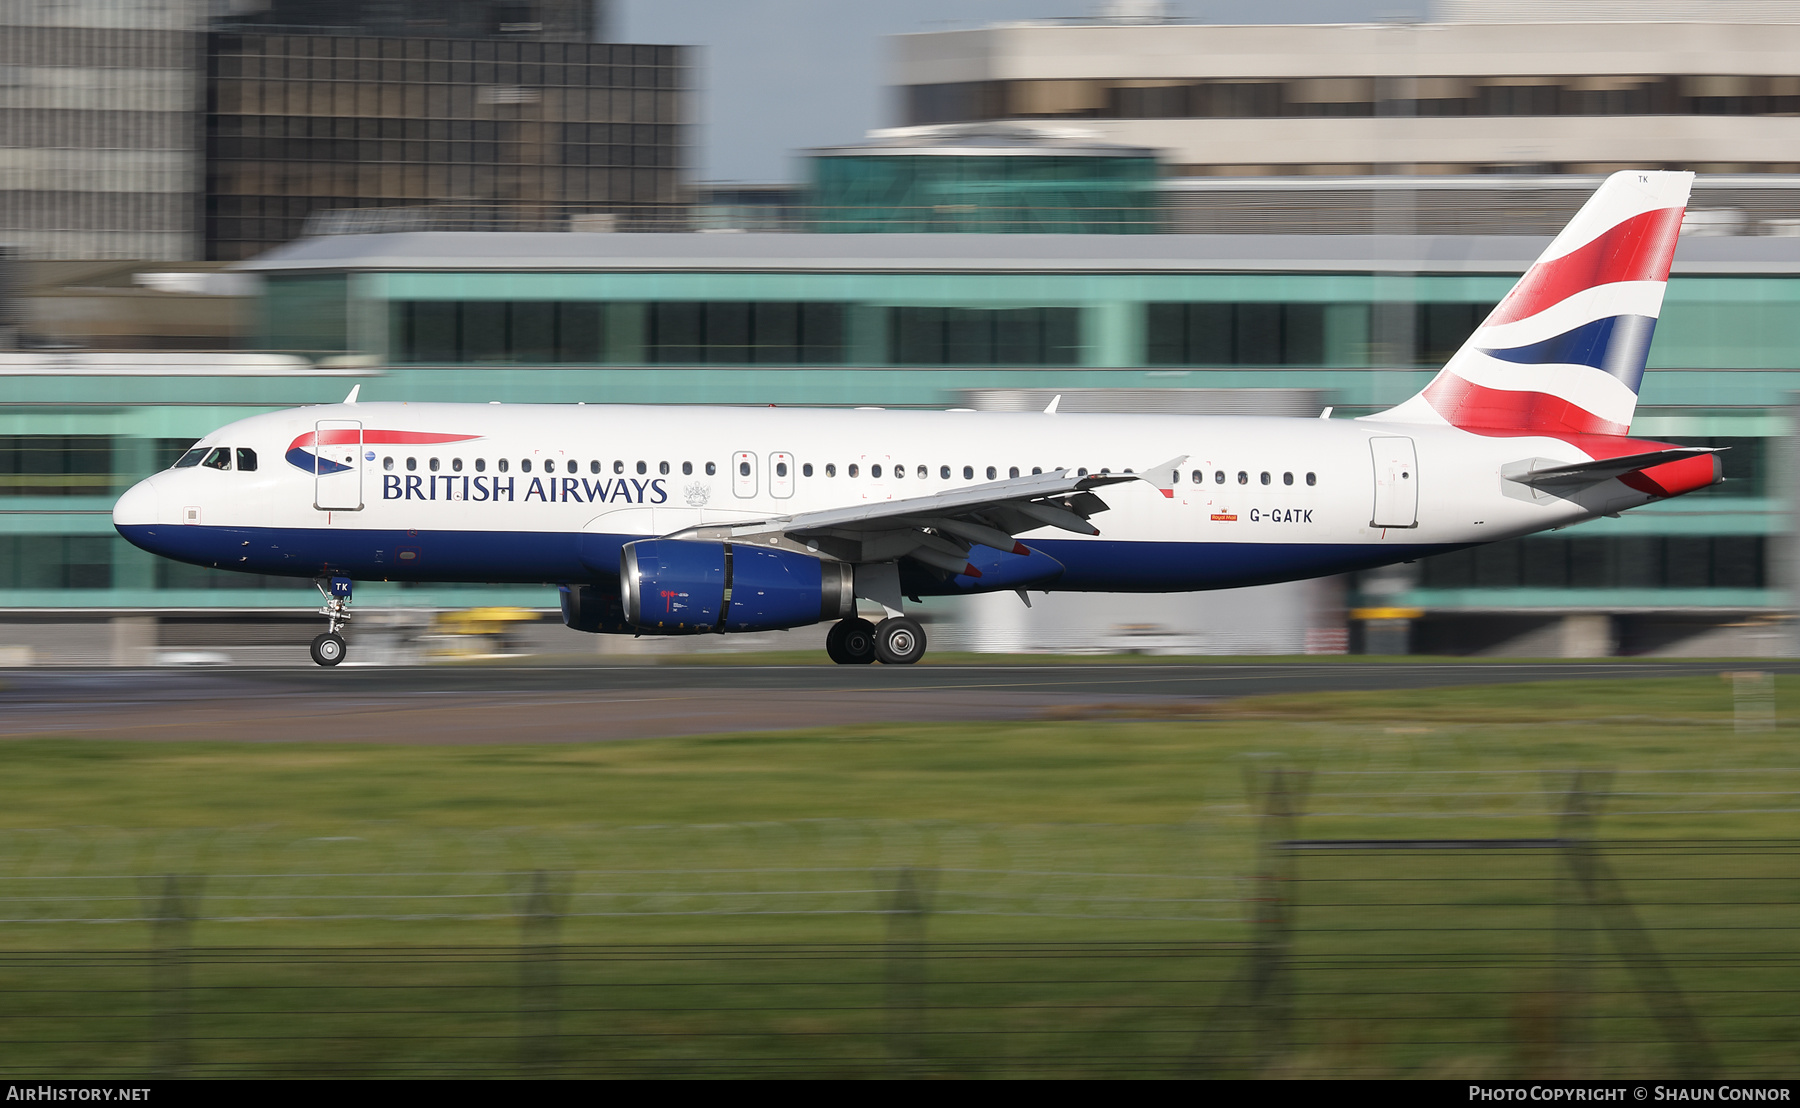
[963,563,982,578]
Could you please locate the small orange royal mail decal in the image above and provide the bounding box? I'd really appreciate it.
[1210,512,1237,522]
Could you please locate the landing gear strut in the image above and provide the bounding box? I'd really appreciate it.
[826,617,876,665]
[311,575,353,667]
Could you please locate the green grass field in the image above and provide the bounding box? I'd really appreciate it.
[1,674,1796,1077]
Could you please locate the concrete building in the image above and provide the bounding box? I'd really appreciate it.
[890,3,1800,177]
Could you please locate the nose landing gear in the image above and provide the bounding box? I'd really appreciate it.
[311,575,353,667]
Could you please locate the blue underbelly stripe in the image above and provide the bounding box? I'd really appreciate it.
[117,523,1459,594]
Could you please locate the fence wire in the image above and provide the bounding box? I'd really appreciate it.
[0,829,1792,1077]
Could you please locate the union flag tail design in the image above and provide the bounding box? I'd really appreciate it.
[1369,170,1693,437]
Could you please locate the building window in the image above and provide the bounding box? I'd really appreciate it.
[394,301,605,364]
[1146,303,1327,367]
[647,301,846,365]
[0,534,115,589]
[0,436,116,497]
[888,307,1079,366]
[1419,535,1767,590]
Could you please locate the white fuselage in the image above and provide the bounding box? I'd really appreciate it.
[112,402,1662,595]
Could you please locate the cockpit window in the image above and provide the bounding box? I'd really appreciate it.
[236,448,257,472]
[172,448,207,468]
[202,447,231,470]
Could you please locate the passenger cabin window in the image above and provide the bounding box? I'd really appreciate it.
[544,459,555,473]
[383,457,394,471]
[1214,470,1225,484]
[705,462,717,476]
[475,458,487,472]
[683,462,693,475]
[940,465,950,479]
[173,448,207,468]
[1260,472,1271,485]
[1032,467,1042,475]
[406,457,417,472]
[522,459,532,473]
[963,466,974,479]
[591,461,601,474]
[1191,469,1203,484]
[892,464,902,479]
[637,461,647,475]
[986,466,997,479]
[1237,471,1248,485]
[660,461,670,475]
[1283,472,1293,485]
[614,460,624,474]
[848,463,859,477]
[498,458,509,473]
[1306,472,1317,486]
[872,464,883,478]
[738,460,751,476]
[776,461,789,477]
[430,457,440,472]
[236,448,257,472]
[1009,466,1020,478]
[202,447,231,470]
[825,463,836,477]
[802,463,813,477]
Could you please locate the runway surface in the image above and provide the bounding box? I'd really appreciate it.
[0,660,1787,744]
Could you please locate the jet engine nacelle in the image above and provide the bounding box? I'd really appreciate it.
[620,539,855,634]
[558,583,636,634]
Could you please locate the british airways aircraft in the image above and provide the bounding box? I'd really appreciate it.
[114,171,1718,667]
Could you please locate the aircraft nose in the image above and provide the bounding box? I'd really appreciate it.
[112,477,162,529]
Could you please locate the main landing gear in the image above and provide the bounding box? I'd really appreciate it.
[311,575,353,667]
[826,615,927,666]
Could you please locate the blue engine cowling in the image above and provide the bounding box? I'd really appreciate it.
[620,539,855,634]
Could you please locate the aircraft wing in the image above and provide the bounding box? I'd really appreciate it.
[664,456,1187,577]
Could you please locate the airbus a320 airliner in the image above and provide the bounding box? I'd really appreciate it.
[114,171,1718,667]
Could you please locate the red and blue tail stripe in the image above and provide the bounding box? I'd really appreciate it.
[1370,171,1693,439]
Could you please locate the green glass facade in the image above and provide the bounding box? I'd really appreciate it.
[810,152,1160,234]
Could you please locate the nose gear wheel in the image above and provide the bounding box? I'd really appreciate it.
[310,632,346,667]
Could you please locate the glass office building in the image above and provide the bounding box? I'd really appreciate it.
[204,33,689,261]
[0,0,206,261]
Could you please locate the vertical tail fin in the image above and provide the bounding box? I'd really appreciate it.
[1368,170,1693,436]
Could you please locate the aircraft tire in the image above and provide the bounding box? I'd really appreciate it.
[310,632,347,667]
[829,618,877,665]
[873,616,926,666]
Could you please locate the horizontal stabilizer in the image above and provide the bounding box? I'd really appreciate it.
[1504,446,1719,490]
